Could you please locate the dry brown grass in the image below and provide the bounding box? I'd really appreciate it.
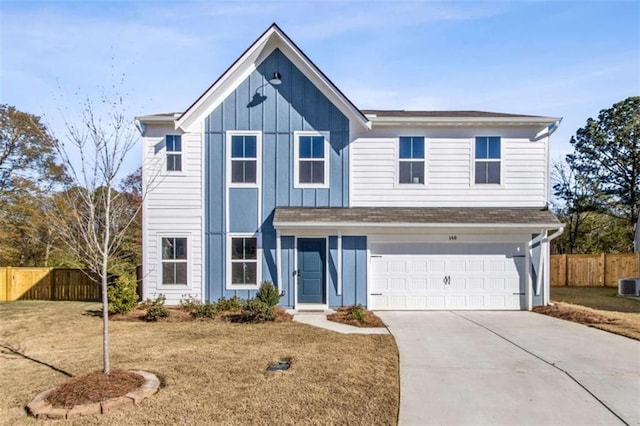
[534,301,640,341]
[0,301,398,425]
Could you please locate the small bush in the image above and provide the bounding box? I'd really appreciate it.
[143,295,169,322]
[256,281,281,307]
[215,296,243,312]
[180,295,201,312]
[107,273,139,315]
[241,298,275,322]
[347,304,366,321]
[191,302,218,319]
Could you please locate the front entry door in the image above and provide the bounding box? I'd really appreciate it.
[297,238,326,304]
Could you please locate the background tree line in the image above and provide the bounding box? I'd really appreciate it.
[0,104,142,272]
[552,96,639,254]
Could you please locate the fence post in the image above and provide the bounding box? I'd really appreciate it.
[6,266,12,301]
[600,253,606,287]
[562,254,568,287]
[0,268,7,301]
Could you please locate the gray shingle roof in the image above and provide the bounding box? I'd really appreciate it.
[273,207,560,226]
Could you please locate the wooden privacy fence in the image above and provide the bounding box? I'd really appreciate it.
[551,253,640,287]
[0,267,101,302]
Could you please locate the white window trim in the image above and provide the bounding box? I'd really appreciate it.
[293,131,330,189]
[472,136,503,187]
[226,131,262,188]
[395,136,427,187]
[226,233,262,290]
[165,134,185,175]
[158,234,191,288]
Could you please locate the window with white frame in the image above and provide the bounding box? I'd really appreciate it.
[230,236,258,287]
[161,237,187,285]
[398,136,425,184]
[294,132,329,187]
[230,134,258,184]
[475,136,501,184]
[166,135,182,172]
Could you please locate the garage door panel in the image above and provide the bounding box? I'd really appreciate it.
[369,242,525,310]
[428,260,446,272]
[467,278,483,289]
[449,260,466,272]
[468,260,484,273]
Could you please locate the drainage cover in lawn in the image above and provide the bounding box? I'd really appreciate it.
[266,359,291,372]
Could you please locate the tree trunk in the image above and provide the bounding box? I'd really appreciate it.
[102,187,111,374]
[43,230,52,267]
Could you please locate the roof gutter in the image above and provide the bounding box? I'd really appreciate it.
[134,119,145,136]
[533,118,563,141]
[367,116,561,126]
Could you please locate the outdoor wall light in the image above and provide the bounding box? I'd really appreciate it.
[269,72,282,86]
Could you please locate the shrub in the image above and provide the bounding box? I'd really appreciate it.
[143,295,169,322]
[191,302,218,319]
[215,296,243,312]
[180,295,201,312]
[256,281,281,307]
[241,298,275,322]
[347,304,366,321]
[107,273,139,314]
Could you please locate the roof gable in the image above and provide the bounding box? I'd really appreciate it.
[176,23,370,132]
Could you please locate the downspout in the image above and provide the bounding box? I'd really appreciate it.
[536,226,564,304]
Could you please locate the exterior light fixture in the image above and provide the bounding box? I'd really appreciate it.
[269,72,282,86]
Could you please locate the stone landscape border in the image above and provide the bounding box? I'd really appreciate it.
[26,370,160,420]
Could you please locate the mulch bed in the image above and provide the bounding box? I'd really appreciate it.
[327,307,386,328]
[46,370,144,408]
[533,304,619,325]
[111,306,292,323]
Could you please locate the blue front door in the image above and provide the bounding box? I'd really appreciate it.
[297,238,326,304]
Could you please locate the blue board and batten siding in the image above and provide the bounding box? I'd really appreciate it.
[204,48,366,306]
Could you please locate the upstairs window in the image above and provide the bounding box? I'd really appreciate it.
[166,135,182,172]
[294,132,329,188]
[161,237,187,285]
[475,136,501,184]
[398,136,425,184]
[230,236,258,287]
[231,134,258,184]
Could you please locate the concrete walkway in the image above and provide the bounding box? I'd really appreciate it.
[292,311,389,334]
[377,311,640,426]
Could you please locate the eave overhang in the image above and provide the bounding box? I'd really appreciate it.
[273,207,563,232]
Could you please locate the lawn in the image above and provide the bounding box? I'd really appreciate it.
[541,286,640,340]
[551,286,640,313]
[0,302,399,425]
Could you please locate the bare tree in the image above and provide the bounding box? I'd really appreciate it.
[46,86,143,373]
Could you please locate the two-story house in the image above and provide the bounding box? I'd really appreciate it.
[137,23,563,311]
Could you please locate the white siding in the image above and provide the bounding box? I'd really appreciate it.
[142,124,203,305]
[350,126,549,207]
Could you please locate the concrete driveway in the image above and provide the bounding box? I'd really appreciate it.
[377,311,640,426]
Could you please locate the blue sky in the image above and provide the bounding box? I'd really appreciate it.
[1,0,639,175]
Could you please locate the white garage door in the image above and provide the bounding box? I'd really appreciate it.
[369,243,526,310]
